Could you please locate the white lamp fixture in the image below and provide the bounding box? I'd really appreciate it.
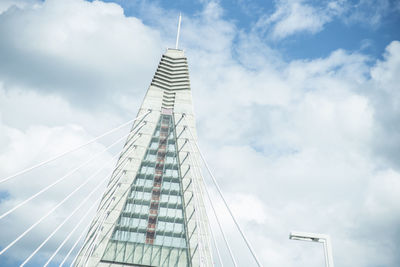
[289,231,334,267]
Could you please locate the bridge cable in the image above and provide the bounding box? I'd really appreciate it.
[60,217,92,267]
[20,140,138,267]
[0,110,151,185]
[186,134,232,267]
[187,149,224,267]
[186,151,207,266]
[43,195,100,266]
[79,138,144,267]
[0,122,145,221]
[203,184,226,267]
[59,164,135,266]
[0,123,145,256]
[76,165,129,266]
[82,206,108,267]
[71,168,134,267]
[20,166,110,266]
[74,144,141,266]
[185,136,221,266]
[45,141,137,267]
[183,115,263,267]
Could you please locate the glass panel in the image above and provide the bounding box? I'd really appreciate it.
[145,154,156,161]
[150,141,159,149]
[168,144,175,152]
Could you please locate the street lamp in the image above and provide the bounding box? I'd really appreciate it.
[289,231,334,267]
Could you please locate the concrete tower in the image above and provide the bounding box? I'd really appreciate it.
[75,48,213,267]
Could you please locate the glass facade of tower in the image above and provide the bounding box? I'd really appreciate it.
[102,114,189,266]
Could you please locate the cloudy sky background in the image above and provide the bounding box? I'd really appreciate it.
[0,0,399,266]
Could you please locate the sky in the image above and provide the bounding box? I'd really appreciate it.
[0,0,399,266]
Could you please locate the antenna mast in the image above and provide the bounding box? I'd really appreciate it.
[175,13,182,49]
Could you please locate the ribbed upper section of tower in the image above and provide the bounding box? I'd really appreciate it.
[151,51,190,92]
[149,49,191,110]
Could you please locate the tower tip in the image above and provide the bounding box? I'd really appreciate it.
[175,13,182,49]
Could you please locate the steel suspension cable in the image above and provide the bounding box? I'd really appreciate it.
[95,135,140,213]
[186,154,206,266]
[79,179,122,263]
[0,122,145,221]
[71,169,133,267]
[82,207,108,267]
[60,220,91,267]
[80,182,119,267]
[61,183,132,267]
[37,129,142,266]
[79,147,139,267]
[183,115,263,267]
[83,138,138,240]
[189,151,224,267]
[0,124,145,256]
[20,145,129,267]
[75,202,108,267]
[207,209,224,267]
[43,196,100,266]
[95,133,142,212]
[186,140,229,267]
[188,149,216,266]
[21,173,107,266]
[46,150,133,267]
[75,145,139,266]
[0,110,151,185]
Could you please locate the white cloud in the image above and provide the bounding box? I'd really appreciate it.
[255,0,345,39]
[255,0,399,40]
[0,0,39,14]
[0,0,163,106]
[371,41,400,92]
[343,0,392,27]
[365,169,400,221]
[368,41,400,168]
[0,0,399,266]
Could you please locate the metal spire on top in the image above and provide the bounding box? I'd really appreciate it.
[175,13,182,49]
